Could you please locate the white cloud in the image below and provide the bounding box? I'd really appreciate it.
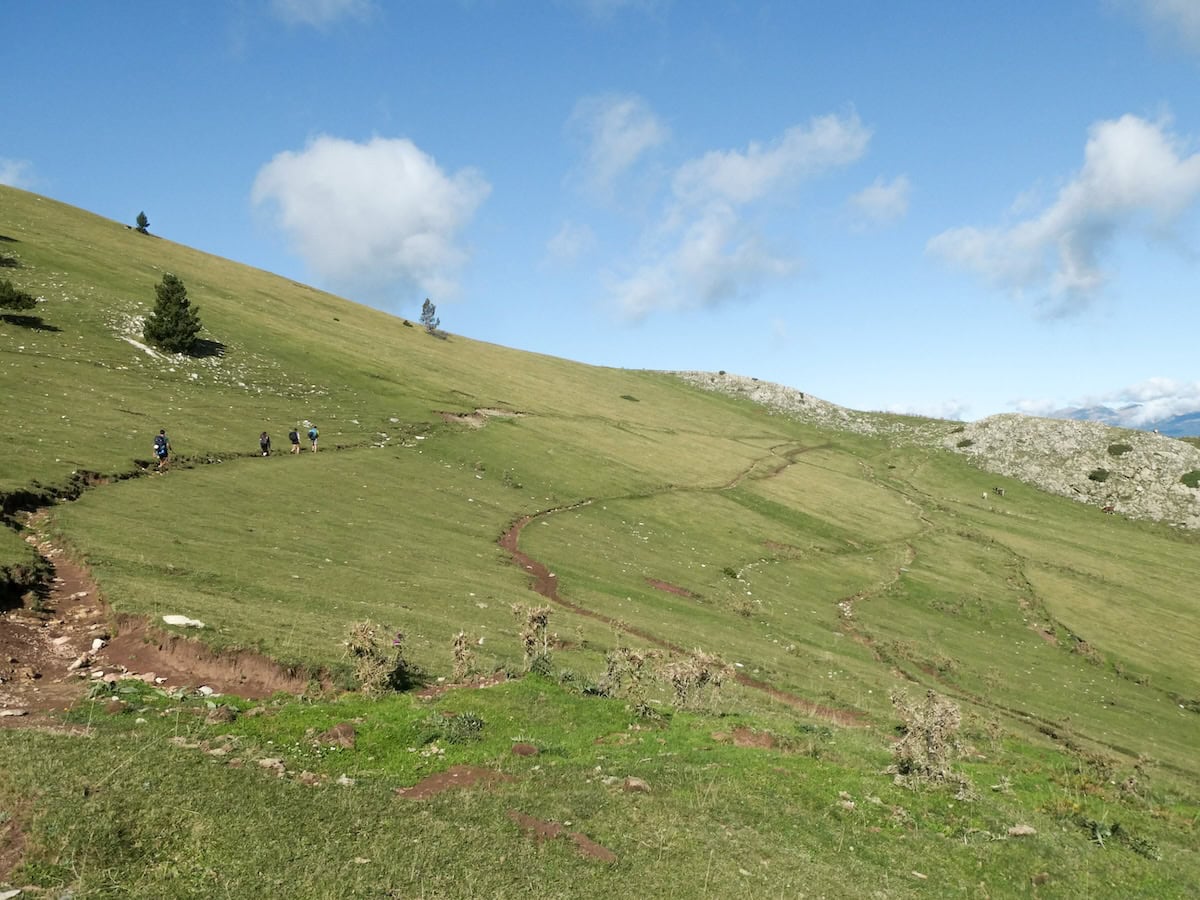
[849,175,910,228]
[1128,0,1200,54]
[270,0,373,27]
[607,109,868,318]
[544,221,597,265]
[252,135,490,301]
[928,114,1200,316]
[672,111,870,207]
[569,94,669,198]
[0,158,34,189]
[1089,377,1200,423]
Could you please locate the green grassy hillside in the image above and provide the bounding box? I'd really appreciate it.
[2,186,1198,897]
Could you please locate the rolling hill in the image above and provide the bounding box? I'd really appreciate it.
[1,185,1198,898]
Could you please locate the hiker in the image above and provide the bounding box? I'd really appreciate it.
[308,424,319,452]
[260,431,271,457]
[288,427,301,454]
[153,429,171,472]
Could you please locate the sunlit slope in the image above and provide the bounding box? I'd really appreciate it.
[6,185,1200,788]
[1,185,770,493]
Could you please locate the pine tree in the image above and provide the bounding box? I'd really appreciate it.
[0,278,37,312]
[143,273,203,354]
[419,298,440,334]
[135,211,150,234]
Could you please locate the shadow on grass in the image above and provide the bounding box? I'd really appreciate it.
[1,314,60,332]
[0,234,17,243]
[190,338,226,358]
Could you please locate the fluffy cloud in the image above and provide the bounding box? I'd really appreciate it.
[270,0,372,26]
[608,109,869,318]
[0,158,34,189]
[848,175,911,228]
[672,112,870,207]
[1087,377,1200,424]
[569,94,669,198]
[252,135,490,301]
[928,114,1200,316]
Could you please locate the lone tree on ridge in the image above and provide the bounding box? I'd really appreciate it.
[143,273,203,354]
[135,211,150,234]
[419,298,440,334]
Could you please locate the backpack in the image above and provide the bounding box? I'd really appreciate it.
[153,434,167,453]
[308,428,318,441]
[288,430,299,443]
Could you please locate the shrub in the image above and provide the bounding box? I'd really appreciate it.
[1088,468,1110,483]
[135,211,150,234]
[1107,443,1133,457]
[342,621,417,696]
[1181,470,1200,489]
[512,603,553,672]
[143,273,203,354]
[451,631,476,682]
[956,438,974,448]
[0,253,19,268]
[887,689,969,792]
[0,278,36,311]
[659,649,733,709]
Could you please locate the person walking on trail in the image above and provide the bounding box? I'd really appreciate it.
[307,424,319,452]
[260,431,272,457]
[288,427,301,454]
[153,429,171,472]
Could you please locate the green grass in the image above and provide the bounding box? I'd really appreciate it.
[3,184,1200,896]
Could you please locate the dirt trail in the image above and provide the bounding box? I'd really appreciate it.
[1,516,311,725]
[497,444,863,726]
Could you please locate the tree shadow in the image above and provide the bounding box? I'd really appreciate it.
[0,234,18,243]
[189,338,226,358]
[1,314,60,332]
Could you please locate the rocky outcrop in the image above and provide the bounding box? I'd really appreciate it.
[670,371,1200,529]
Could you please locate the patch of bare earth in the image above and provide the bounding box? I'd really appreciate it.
[439,408,524,428]
[645,578,698,598]
[712,726,777,749]
[1,520,311,727]
[507,810,617,863]
[394,765,514,800]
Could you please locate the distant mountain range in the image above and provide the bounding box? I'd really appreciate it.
[1050,405,1200,437]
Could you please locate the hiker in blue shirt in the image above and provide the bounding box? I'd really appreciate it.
[153,429,171,472]
[307,425,319,452]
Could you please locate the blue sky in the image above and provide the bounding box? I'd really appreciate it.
[6,0,1200,422]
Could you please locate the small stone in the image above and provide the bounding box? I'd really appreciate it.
[1007,824,1037,837]
[91,638,106,651]
[336,774,355,787]
[66,654,91,671]
[0,709,29,718]
[622,777,651,793]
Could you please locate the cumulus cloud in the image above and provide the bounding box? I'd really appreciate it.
[1128,0,1200,54]
[1086,377,1200,424]
[848,175,910,228]
[252,135,490,301]
[270,0,373,26]
[0,158,34,189]
[928,114,1200,316]
[544,221,597,265]
[607,108,869,318]
[569,94,669,199]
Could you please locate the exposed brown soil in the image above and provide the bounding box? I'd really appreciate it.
[1,519,312,727]
[438,408,524,429]
[645,578,698,598]
[498,502,864,727]
[507,810,618,863]
[394,765,514,800]
[0,796,28,883]
[414,671,507,700]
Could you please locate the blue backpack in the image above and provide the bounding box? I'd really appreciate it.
[153,434,168,456]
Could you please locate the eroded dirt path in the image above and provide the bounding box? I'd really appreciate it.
[497,444,863,726]
[1,514,310,727]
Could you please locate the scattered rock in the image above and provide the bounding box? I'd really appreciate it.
[1008,824,1037,837]
[162,614,205,628]
[0,709,29,718]
[316,722,356,749]
[66,654,90,672]
[204,705,238,725]
[622,777,651,793]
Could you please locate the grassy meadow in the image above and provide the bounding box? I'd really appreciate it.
[2,185,1199,897]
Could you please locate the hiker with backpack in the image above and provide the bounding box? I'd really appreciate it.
[260,431,271,456]
[153,429,171,472]
[307,424,319,452]
[288,427,301,454]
